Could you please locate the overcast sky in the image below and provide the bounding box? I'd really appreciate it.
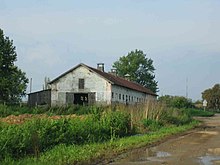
[1,0,220,101]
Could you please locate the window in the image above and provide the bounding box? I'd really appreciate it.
[112,92,114,99]
[119,94,121,100]
[129,96,131,101]
[78,79,85,89]
[123,94,124,100]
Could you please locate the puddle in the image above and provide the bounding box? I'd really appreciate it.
[199,148,220,165]
[199,155,220,165]
[112,147,171,163]
[134,148,171,161]
[156,151,171,158]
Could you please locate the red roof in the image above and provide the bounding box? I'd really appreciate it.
[50,63,157,96]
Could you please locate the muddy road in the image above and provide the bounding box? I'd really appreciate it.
[108,114,220,165]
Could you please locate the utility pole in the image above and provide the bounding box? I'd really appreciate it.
[30,78,32,93]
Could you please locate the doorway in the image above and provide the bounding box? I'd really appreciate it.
[74,93,88,105]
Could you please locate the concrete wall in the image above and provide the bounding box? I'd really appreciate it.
[111,85,156,105]
[50,66,112,106]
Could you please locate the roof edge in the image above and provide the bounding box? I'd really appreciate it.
[49,63,85,84]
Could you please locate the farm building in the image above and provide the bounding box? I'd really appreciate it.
[28,63,157,106]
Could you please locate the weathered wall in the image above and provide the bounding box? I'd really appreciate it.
[111,85,156,105]
[28,89,51,107]
[50,66,111,106]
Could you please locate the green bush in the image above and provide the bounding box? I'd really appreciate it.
[160,108,192,126]
[158,95,193,109]
[186,108,215,117]
[142,119,163,131]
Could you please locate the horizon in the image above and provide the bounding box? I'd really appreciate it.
[1,0,220,101]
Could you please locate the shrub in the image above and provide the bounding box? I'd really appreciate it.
[186,108,215,117]
[160,108,192,126]
[158,95,194,109]
[142,119,163,131]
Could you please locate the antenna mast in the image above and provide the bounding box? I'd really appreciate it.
[186,77,188,98]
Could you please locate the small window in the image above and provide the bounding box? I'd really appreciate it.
[112,92,114,99]
[129,96,131,101]
[79,79,85,89]
[119,94,121,100]
[123,94,124,100]
[132,96,133,102]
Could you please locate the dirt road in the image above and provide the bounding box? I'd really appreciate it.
[108,114,220,165]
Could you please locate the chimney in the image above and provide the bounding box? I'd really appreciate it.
[97,63,105,72]
[110,68,117,76]
[124,74,131,81]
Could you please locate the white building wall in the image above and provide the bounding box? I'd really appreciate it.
[50,66,111,106]
[111,85,155,104]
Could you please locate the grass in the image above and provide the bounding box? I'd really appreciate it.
[1,120,199,165]
[186,108,215,117]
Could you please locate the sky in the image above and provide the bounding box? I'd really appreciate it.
[1,0,220,101]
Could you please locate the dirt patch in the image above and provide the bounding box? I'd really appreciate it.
[0,114,79,124]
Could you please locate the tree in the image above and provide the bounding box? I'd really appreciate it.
[202,84,220,110]
[0,29,28,103]
[113,49,158,93]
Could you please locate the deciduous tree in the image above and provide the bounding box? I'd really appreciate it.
[113,49,158,93]
[202,84,220,110]
[0,29,28,103]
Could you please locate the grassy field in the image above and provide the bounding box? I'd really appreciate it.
[0,104,212,164]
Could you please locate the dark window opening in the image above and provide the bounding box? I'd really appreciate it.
[112,92,114,99]
[74,93,88,105]
[79,79,85,89]
[119,94,121,100]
